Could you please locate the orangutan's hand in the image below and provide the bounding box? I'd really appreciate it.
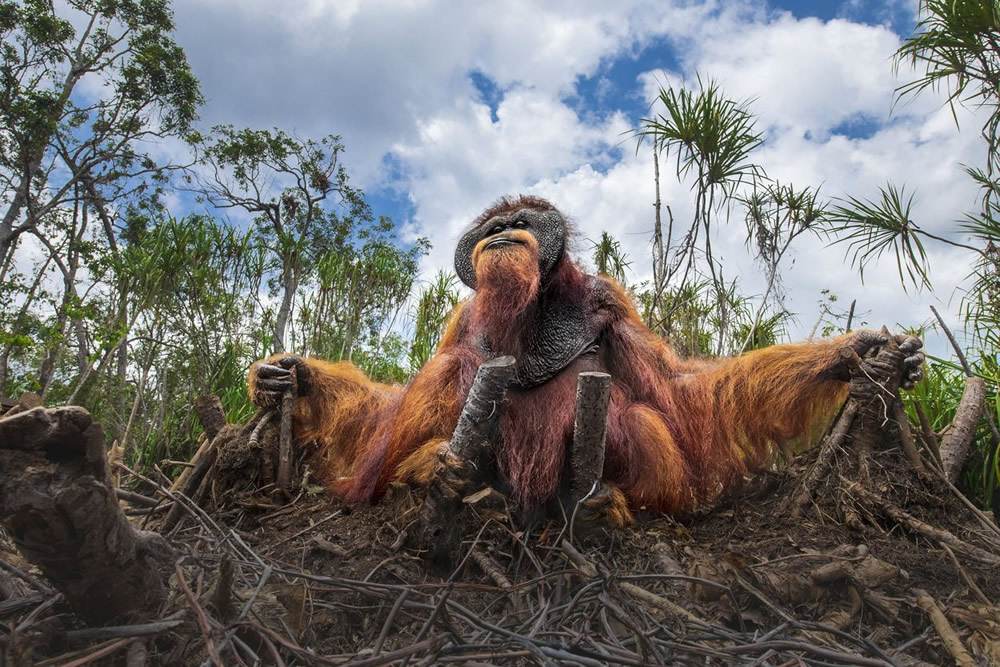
[837,330,924,389]
[250,355,311,407]
[895,334,925,390]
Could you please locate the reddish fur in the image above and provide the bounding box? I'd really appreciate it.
[470,230,540,350]
[249,197,854,519]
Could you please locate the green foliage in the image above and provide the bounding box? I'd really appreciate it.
[825,184,934,290]
[408,271,462,372]
[590,231,631,284]
[638,76,762,197]
[823,1,1000,506]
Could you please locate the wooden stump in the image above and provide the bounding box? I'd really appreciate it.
[570,372,611,504]
[0,407,170,623]
[421,356,515,562]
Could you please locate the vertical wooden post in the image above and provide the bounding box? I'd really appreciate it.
[277,366,298,496]
[422,356,515,562]
[570,372,612,504]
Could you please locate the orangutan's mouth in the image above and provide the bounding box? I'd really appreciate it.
[484,237,525,250]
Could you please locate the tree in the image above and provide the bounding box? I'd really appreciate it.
[0,0,201,265]
[739,181,827,352]
[407,270,461,372]
[590,231,631,285]
[636,76,763,354]
[0,0,201,398]
[825,0,1000,509]
[191,126,379,353]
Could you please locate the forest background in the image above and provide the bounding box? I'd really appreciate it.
[3,0,1000,513]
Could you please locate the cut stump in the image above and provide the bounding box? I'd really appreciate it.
[0,406,171,623]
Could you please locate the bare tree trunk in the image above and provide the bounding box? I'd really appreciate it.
[272,250,298,353]
[0,29,90,267]
[649,148,663,330]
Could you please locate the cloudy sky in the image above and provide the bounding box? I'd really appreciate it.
[168,0,982,353]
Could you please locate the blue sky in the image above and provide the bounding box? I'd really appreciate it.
[163,0,979,351]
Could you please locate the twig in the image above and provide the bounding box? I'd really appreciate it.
[343,635,448,667]
[373,589,410,655]
[162,445,219,533]
[847,482,1000,565]
[115,489,160,507]
[560,539,598,578]
[63,619,184,642]
[912,587,975,667]
[618,581,708,626]
[940,543,991,605]
[268,510,342,550]
[52,639,134,667]
[175,560,224,667]
[470,548,513,591]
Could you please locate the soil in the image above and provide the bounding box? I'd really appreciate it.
[2,346,999,665]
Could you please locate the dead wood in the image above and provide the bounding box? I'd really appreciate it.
[420,356,515,561]
[931,304,1000,451]
[0,407,170,623]
[277,366,298,496]
[847,481,1000,566]
[940,377,986,483]
[913,587,976,667]
[570,371,612,504]
[443,355,516,462]
[193,395,227,441]
[169,432,208,492]
[0,392,42,419]
[161,440,218,534]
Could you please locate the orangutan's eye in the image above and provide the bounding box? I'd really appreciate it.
[490,225,504,235]
[514,221,527,229]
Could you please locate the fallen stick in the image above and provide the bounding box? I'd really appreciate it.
[847,482,1000,565]
[912,588,975,667]
[161,443,219,534]
[939,377,986,484]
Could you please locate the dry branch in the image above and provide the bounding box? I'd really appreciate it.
[930,305,1000,450]
[847,482,1000,565]
[0,407,170,622]
[913,588,976,667]
[161,443,219,534]
[940,377,986,483]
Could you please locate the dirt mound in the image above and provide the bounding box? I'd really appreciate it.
[1,340,999,665]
